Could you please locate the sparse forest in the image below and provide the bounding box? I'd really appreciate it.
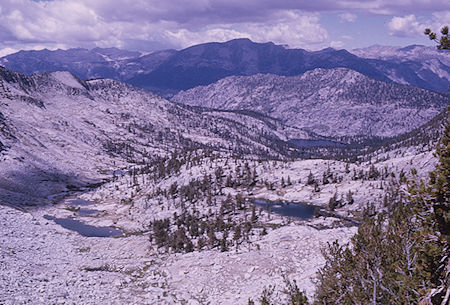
[247,108,449,305]
[1,18,448,304]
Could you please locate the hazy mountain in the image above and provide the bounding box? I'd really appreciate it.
[0,48,122,80]
[1,40,449,97]
[0,66,309,205]
[0,47,176,83]
[172,68,449,138]
[351,44,450,92]
[351,45,450,66]
[127,39,393,95]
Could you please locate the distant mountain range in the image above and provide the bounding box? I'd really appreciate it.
[350,44,450,91]
[172,68,450,138]
[351,44,450,65]
[1,39,449,96]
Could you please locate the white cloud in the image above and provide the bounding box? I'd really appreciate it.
[430,11,450,31]
[332,0,450,15]
[244,13,329,49]
[0,47,19,57]
[387,11,450,38]
[330,40,345,48]
[0,0,449,53]
[387,15,424,37]
[339,13,357,23]
[164,12,329,50]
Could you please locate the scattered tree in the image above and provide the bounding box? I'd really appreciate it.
[424,26,450,49]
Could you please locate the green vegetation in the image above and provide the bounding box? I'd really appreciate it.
[248,277,309,305]
[314,111,449,305]
[251,109,449,304]
[424,26,450,50]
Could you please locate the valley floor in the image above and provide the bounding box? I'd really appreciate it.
[0,147,437,304]
[0,200,355,305]
[0,204,169,305]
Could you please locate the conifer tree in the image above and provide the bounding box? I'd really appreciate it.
[306,172,315,185]
[233,224,242,242]
[346,190,354,205]
[424,26,450,49]
[314,111,449,305]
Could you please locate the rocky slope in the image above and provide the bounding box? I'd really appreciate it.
[172,68,449,138]
[0,67,308,205]
[0,64,446,305]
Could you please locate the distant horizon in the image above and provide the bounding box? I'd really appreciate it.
[0,38,440,58]
[0,0,448,58]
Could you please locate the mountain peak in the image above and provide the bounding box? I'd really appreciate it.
[184,38,276,51]
[316,47,337,53]
[226,37,253,43]
[223,38,277,48]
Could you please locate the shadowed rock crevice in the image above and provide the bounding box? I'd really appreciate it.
[0,167,102,206]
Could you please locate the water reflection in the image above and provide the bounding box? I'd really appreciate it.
[44,215,123,237]
[252,199,318,220]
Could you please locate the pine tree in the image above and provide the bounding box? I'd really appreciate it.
[313,181,320,192]
[207,224,216,248]
[251,205,257,222]
[197,236,205,250]
[233,224,242,242]
[346,190,354,205]
[424,26,450,49]
[220,231,228,252]
[282,277,309,305]
[315,113,450,305]
[306,172,315,185]
[322,171,329,185]
[328,193,338,211]
[416,112,449,304]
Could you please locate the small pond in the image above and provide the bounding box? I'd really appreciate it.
[44,215,123,237]
[252,199,319,220]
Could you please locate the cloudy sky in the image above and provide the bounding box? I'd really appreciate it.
[0,0,448,56]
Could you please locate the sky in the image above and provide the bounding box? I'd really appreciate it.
[0,0,449,56]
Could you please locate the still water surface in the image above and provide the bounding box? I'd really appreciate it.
[44,215,123,237]
[252,199,318,220]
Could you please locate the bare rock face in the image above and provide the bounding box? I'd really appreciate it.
[173,68,450,138]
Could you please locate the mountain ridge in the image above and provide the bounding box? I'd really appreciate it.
[1,39,449,96]
[172,68,450,138]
